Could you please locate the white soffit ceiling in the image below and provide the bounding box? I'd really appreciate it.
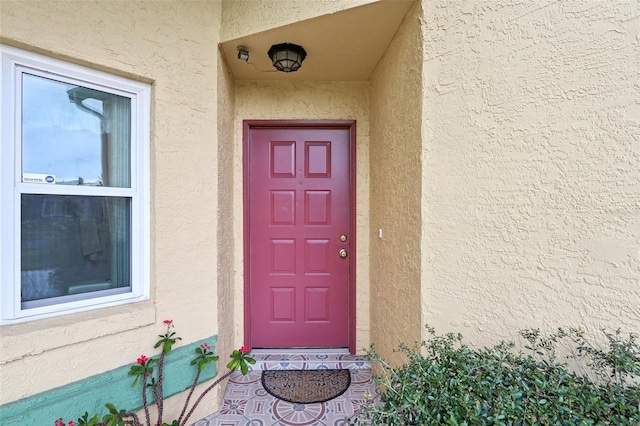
[219,0,415,81]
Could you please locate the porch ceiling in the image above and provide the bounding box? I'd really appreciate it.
[219,0,415,81]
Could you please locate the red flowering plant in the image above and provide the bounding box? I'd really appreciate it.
[54,320,255,426]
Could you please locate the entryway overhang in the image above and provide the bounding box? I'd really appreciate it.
[219,0,415,81]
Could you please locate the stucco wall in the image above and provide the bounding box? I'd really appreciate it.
[0,1,222,421]
[421,1,640,345]
[215,48,237,402]
[234,81,371,352]
[220,0,377,41]
[368,2,423,364]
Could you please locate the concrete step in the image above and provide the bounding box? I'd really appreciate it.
[249,353,371,371]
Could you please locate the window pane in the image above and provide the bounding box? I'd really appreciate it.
[22,74,131,187]
[21,194,131,304]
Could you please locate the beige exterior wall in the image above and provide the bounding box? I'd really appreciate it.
[420,1,640,345]
[2,0,639,418]
[221,0,377,41]
[0,2,222,421]
[368,2,423,364]
[215,49,237,402]
[233,81,371,352]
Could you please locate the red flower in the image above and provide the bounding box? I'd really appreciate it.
[68,421,75,426]
[240,345,251,354]
[54,419,63,426]
[200,342,211,351]
[163,319,173,325]
[137,354,148,365]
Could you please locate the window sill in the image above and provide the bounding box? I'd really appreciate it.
[0,301,155,363]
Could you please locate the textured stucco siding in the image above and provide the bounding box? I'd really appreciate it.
[221,0,377,41]
[215,48,237,403]
[421,1,640,345]
[369,2,423,364]
[234,81,371,352]
[2,0,638,418]
[0,2,222,421]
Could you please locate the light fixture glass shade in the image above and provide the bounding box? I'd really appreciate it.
[268,43,307,73]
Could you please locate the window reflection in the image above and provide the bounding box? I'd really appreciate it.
[22,74,131,187]
[21,194,131,303]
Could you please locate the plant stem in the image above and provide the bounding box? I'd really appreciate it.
[157,351,166,425]
[177,369,201,425]
[141,375,151,426]
[151,383,161,425]
[94,412,142,426]
[181,370,233,426]
[123,412,143,426]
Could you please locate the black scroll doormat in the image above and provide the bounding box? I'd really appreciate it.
[261,369,351,404]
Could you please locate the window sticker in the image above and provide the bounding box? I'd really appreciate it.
[22,173,56,184]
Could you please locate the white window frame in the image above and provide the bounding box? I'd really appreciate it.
[0,45,150,324]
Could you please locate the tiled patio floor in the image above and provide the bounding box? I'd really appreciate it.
[191,354,381,426]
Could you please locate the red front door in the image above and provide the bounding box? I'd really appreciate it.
[244,121,354,349]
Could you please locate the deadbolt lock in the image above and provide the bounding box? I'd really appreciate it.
[340,234,348,242]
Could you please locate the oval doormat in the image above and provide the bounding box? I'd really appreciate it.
[261,369,351,404]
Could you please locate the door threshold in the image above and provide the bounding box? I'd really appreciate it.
[250,348,350,355]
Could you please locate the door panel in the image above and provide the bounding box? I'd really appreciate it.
[246,124,352,348]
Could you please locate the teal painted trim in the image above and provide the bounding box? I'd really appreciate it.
[0,335,218,426]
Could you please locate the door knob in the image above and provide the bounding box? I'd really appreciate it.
[339,248,348,258]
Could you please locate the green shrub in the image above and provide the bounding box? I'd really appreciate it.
[355,326,640,425]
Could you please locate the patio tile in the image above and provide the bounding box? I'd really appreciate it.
[229,370,263,384]
[243,393,277,417]
[270,400,328,425]
[191,412,248,426]
[322,398,356,425]
[191,354,378,426]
